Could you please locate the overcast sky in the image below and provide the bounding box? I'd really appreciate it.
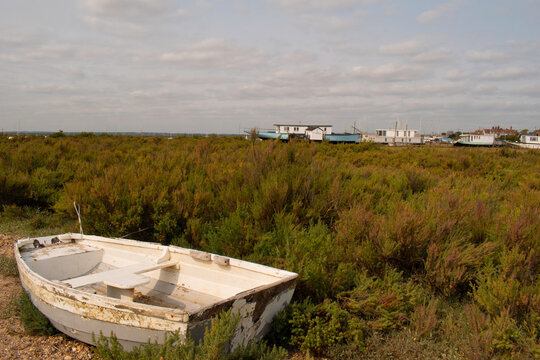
[1,0,539,134]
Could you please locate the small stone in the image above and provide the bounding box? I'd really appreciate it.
[64,356,72,360]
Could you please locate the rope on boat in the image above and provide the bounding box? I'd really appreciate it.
[73,201,84,236]
[119,227,152,239]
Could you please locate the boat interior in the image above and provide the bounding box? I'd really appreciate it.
[19,234,285,313]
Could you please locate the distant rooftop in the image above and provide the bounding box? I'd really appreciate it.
[273,124,332,127]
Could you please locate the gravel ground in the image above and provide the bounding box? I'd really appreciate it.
[0,234,95,360]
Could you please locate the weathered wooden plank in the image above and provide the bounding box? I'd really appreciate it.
[64,260,177,288]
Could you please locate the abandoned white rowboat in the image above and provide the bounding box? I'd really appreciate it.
[14,233,297,350]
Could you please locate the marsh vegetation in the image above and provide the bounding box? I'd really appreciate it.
[1,134,538,359]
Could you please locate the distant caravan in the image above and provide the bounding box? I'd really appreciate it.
[505,133,540,149]
[454,134,498,147]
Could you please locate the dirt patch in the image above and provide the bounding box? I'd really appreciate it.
[0,233,16,257]
[0,234,94,360]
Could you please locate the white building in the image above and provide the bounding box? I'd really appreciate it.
[375,129,418,138]
[273,124,332,136]
[369,128,423,145]
[306,126,332,141]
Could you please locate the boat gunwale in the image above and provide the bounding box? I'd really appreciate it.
[61,233,297,278]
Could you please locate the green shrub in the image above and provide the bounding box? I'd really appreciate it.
[1,204,28,219]
[410,299,439,339]
[424,240,496,297]
[1,135,540,358]
[463,304,494,360]
[280,300,364,356]
[94,310,286,360]
[278,222,351,301]
[461,303,540,359]
[12,291,56,336]
[339,269,426,332]
[49,130,66,138]
[0,254,18,277]
[490,310,524,357]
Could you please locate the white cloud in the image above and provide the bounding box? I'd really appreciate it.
[379,40,426,56]
[21,84,82,95]
[270,0,382,13]
[29,44,78,60]
[419,82,466,95]
[83,16,149,36]
[261,68,340,87]
[516,85,540,98]
[279,51,318,65]
[299,14,353,29]
[81,0,188,36]
[0,30,42,48]
[160,39,265,69]
[445,69,469,81]
[238,68,341,98]
[417,0,464,25]
[353,63,429,81]
[466,50,506,62]
[412,48,451,63]
[83,0,177,19]
[472,84,500,95]
[379,41,451,63]
[320,38,368,56]
[478,67,533,81]
[0,43,80,63]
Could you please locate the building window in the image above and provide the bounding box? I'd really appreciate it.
[285,126,289,132]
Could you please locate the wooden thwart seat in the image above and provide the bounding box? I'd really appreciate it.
[64,260,178,301]
[104,274,151,301]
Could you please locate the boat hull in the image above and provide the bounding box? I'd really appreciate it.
[15,234,297,350]
[454,141,495,147]
[257,132,289,141]
[505,141,540,149]
[25,287,171,349]
[324,134,359,143]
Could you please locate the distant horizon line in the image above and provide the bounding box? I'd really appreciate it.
[1,130,245,137]
[1,127,537,137]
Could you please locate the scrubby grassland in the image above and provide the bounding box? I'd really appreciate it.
[1,134,539,359]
